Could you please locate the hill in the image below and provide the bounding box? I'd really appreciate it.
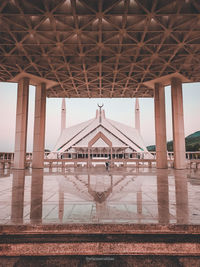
[147,131,200,152]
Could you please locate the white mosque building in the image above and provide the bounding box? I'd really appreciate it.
[49,99,151,161]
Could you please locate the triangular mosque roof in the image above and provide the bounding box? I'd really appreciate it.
[53,118,94,152]
[51,109,148,154]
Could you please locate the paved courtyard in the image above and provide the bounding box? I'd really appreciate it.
[0,166,199,225]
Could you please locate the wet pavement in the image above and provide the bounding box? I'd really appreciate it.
[0,166,199,225]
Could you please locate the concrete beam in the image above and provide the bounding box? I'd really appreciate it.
[143,72,190,89]
[10,71,58,89]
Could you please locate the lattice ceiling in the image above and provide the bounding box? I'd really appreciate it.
[0,0,200,97]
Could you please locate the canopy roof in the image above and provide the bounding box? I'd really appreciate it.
[0,0,200,97]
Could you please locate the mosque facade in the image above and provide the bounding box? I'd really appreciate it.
[49,99,151,161]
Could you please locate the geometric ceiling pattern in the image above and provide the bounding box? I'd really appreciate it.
[0,0,200,98]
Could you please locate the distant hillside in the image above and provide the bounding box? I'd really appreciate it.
[147,131,200,152]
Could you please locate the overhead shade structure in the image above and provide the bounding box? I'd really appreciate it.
[1,0,198,169]
[0,0,199,98]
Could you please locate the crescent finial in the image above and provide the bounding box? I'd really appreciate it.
[97,103,104,108]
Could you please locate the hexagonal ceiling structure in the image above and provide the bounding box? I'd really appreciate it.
[0,0,200,98]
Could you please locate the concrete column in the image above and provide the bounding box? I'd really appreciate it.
[154,83,168,168]
[171,77,186,169]
[14,78,29,169]
[32,83,46,168]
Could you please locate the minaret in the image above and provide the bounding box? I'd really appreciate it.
[61,98,66,134]
[135,98,140,133]
[97,104,104,123]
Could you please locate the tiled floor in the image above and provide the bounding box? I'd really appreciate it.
[0,166,199,225]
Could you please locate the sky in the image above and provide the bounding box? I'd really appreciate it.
[0,81,200,152]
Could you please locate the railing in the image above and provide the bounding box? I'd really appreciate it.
[0,151,200,169]
[0,152,14,160]
[148,151,200,160]
[0,151,200,160]
[47,151,154,160]
[186,151,200,159]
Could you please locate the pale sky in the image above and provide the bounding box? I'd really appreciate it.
[0,82,199,152]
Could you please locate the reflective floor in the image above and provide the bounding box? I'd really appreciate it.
[0,166,200,225]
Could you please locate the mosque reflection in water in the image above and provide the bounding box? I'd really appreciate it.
[0,167,199,225]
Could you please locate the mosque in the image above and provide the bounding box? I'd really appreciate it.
[49,99,151,161]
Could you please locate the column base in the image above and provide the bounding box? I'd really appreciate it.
[174,165,186,170]
[12,167,26,170]
[156,163,168,169]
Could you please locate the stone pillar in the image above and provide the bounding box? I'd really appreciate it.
[154,83,168,168]
[171,77,186,169]
[32,83,46,168]
[14,78,29,169]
